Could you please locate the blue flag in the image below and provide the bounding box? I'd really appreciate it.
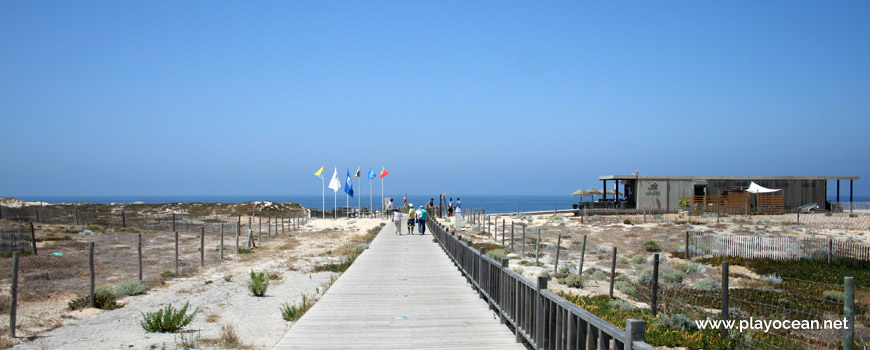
[344,168,354,197]
[367,167,376,180]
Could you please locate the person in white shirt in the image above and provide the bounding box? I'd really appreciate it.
[392,209,403,235]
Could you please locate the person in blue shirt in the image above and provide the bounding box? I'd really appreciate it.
[447,197,454,217]
[417,206,428,234]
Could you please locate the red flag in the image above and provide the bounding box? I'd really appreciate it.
[379,166,389,178]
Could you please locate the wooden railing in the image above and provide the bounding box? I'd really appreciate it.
[427,219,655,350]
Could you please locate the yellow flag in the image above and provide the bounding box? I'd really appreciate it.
[314,166,324,178]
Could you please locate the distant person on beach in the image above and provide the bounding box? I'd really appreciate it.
[455,197,462,210]
[403,194,407,207]
[407,204,417,234]
[418,205,428,235]
[386,199,393,218]
[447,197,454,217]
[392,209,403,235]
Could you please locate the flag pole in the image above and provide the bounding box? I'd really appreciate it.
[321,177,325,219]
[334,190,337,220]
[357,176,361,214]
[381,177,384,218]
[369,177,373,217]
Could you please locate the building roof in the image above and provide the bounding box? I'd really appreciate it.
[599,175,860,181]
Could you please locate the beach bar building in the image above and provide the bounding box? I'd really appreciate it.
[597,175,859,213]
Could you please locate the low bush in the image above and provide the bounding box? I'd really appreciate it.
[0,250,32,258]
[116,280,146,296]
[223,274,233,282]
[248,270,270,297]
[86,224,104,231]
[539,270,550,278]
[617,256,630,265]
[558,262,576,274]
[161,271,176,278]
[642,240,662,252]
[662,271,684,284]
[486,249,507,261]
[558,274,584,288]
[623,219,632,225]
[694,278,721,292]
[591,270,607,280]
[631,254,646,264]
[141,302,198,333]
[216,324,241,347]
[608,299,634,311]
[281,294,313,321]
[639,268,655,285]
[615,280,636,295]
[822,290,844,303]
[659,313,696,332]
[354,243,369,254]
[238,249,253,254]
[68,297,88,310]
[512,267,524,274]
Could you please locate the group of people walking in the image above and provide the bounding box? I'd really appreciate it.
[392,203,428,235]
[388,196,462,235]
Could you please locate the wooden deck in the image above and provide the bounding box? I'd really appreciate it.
[273,219,526,350]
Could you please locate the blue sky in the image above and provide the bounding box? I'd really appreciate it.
[1,1,868,196]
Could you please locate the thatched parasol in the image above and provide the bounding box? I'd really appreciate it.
[586,187,602,201]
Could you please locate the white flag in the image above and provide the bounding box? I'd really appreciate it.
[328,167,340,192]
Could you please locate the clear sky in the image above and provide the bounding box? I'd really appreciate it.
[1,1,868,196]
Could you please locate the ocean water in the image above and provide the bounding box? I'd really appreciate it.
[10,194,584,214]
[10,194,869,214]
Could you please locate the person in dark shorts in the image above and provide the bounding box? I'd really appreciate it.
[406,204,416,234]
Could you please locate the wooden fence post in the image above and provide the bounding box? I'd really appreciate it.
[521,224,526,257]
[828,238,833,264]
[685,231,690,260]
[579,234,587,276]
[844,276,855,350]
[651,253,659,317]
[172,213,176,232]
[30,222,37,255]
[122,210,126,228]
[137,234,142,282]
[236,220,240,254]
[88,242,95,307]
[721,260,729,339]
[610,246,618,299]
[220,223,224,261]
[501,219,505,247]
[553,234,562,274]
[258,215,261,237]
[200,227,205,268]
[10,252,19,338]
[536,276,548,349]
[74,203,79,226]
[510,222,515,252]
[174,232,179,277]
[626,319,646,350]
[535,228,541,266]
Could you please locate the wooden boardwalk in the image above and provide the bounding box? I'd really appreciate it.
[273,219,526,350]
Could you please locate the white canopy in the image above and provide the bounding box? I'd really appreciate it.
[746,182,781,193]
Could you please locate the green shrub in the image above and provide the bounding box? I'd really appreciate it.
[223,274,233,282]
[662,271,684,284]
[281,294,313,321]
[623,219,632,225]
[86,224,104,231]
[116,280,146,296]
[539,270,550,278]
[659,313,696,331]
[68,297,88,310]
[615,280,636,295]
[518,260,530,265]
[632,254,645,264]
[161,271,176,278]
[94,285,123,310]
[559,263,576,274]
[354,243,369,254]
[512,267,524,274]
[558,274,584,288]
[694,278,721,292]
[0,251,32,258]
[642,241,661,252]
[592,270,607,280]
[486,249,507,261]
[140,302,198,333]
[639,268,655,285]
[608,299,634,311]
[822,290,844,303]
[617,256,630,265]
[238,249,253,254]
[248,270,270,297]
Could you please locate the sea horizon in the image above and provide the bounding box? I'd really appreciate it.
[5,194,870,214]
